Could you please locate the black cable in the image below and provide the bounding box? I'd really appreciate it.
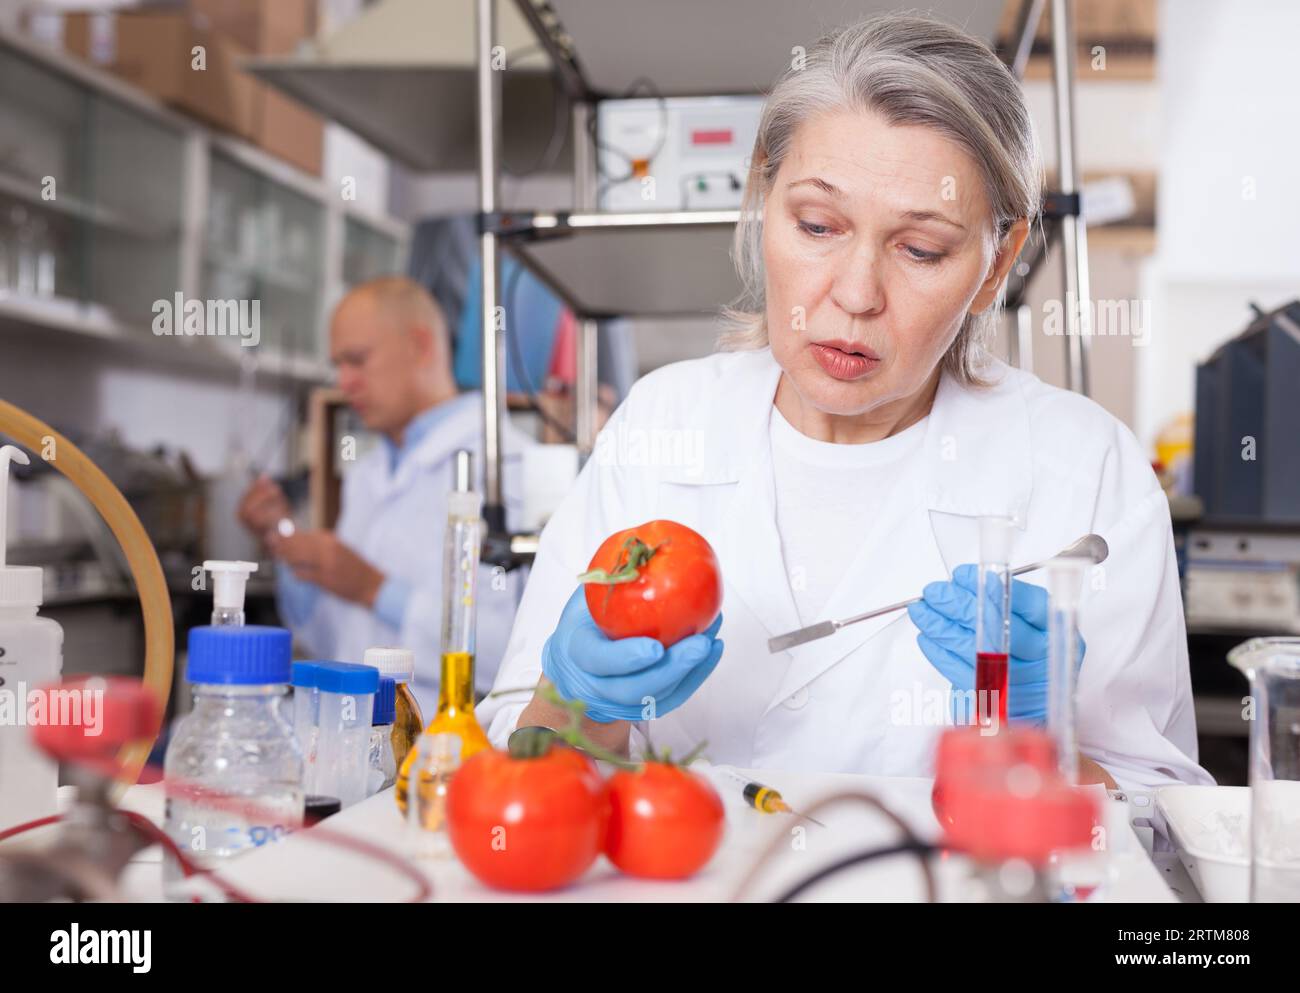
[501,46,571,180]
[773,841,938,903]
[502,260,579,444]
[591,76,669,202]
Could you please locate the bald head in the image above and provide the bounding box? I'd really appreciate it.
[335,276,448,343]
[330,275,457,438]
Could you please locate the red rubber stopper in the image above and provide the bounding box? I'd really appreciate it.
[29,677,162,769]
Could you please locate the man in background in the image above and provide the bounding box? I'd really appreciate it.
[237,275,533,714]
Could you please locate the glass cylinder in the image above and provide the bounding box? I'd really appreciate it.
[1229,637,1300,902]
[974,516,1015,732]
[1045,556,1090,784]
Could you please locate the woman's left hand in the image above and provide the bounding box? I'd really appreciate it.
[905,564,1086,724]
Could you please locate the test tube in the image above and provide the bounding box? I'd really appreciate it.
[974,517,1015,732]
[433,450,489,755]
[442,449,481,660]
[1046,556,1089,785]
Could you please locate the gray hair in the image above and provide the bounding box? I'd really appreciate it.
[718,13,1042,385]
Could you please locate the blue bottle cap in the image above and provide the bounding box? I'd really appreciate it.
[187,626,292,685]
[373,676,396,725]
[315,661,380,696]
[291,661,322,688]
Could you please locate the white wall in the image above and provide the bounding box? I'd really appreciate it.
[1022,78,1162,174]
[1136,0,1300,449]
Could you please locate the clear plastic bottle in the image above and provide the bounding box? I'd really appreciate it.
[291,660,322,793]
[163,625,304,900]
[368,676,397,796]
[314,661,378,809]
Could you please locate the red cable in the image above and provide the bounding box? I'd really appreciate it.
[0,770,434,904]
[0,814,61,843]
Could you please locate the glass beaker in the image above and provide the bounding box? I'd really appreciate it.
[1228,637,1300,902]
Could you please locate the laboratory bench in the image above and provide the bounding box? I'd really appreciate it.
[63,766,1190,904]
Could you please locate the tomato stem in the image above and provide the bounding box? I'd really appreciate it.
[641,739,710,768]
[576,536,668,586]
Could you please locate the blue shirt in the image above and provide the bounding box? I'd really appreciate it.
[277,398,466,633]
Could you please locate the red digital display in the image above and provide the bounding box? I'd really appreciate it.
[691,129,733,146]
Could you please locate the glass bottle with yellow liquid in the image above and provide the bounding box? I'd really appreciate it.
[363,646,424,773]
[396,451,491,814]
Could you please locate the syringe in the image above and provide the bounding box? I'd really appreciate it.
[714,767,825,826]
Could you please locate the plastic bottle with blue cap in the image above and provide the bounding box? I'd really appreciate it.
[367,676,397,796]
[162,593,303,899]
[314,661,379,809]
[291,661,321,787]
[0,445,64,835]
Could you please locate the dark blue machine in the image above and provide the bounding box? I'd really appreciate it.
[1193,300,1300,525]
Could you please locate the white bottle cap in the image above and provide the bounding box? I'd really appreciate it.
[977,514,1016,564]
[203,559,258,611]
[1045,555,1090,611]
[448,489,483,519]
[0,446,43,608]
[363,646,415,682]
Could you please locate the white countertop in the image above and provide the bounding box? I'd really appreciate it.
[115,765,1177,903]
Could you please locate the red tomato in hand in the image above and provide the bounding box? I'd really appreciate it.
[581,520,722,647]
[447,744,608,892]
[604,763,725,879]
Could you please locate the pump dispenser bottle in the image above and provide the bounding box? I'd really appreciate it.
[0,445,65,834]
[202,560,257,627]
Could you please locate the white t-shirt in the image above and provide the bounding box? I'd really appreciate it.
[769,404,928,624]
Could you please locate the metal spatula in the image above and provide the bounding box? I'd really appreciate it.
[766,533,1109,654]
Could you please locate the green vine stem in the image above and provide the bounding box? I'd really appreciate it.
[487,684,639,770]
[487,684,709,772]
[577,535,660,585]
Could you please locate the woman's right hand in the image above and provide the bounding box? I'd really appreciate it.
[541,586,724,723]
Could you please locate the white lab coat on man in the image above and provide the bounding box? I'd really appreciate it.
[288,392,533,718]
[478,348,1214,793]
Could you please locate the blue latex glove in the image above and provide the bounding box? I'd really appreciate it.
[905,564,1085,725]
[541,586,725,723]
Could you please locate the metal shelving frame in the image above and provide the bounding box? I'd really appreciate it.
[471,0,1094,560]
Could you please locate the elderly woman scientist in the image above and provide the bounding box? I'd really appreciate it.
[478,14,1212,793]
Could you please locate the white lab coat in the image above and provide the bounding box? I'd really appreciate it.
[288,392,533,719]
[478,348,1213,793]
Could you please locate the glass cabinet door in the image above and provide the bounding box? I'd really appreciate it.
[343,216,402,288]
[205,151,325,361]
[0,45,185,329]
[0,47,90,304]
[85,94,184,326]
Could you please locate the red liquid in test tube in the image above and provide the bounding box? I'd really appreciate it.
[975,651,1008,729]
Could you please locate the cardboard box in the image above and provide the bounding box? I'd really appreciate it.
[250,84,324,176]
[63,12,117,66]
[998,0,1158,43]
[103,12,258,138]
[62,8,323,176]
[189,0,317,55]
